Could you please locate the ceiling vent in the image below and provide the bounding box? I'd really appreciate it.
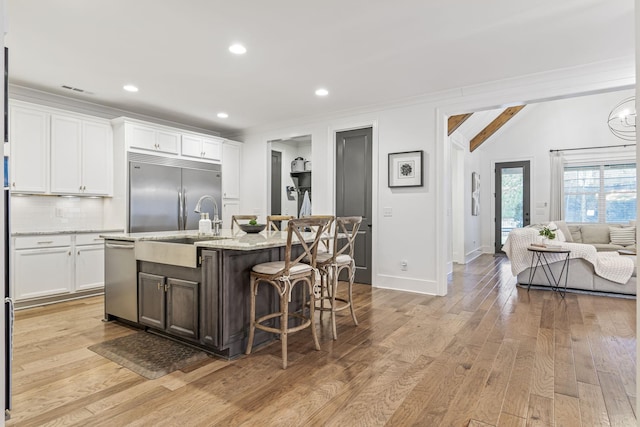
[61,85,93,95]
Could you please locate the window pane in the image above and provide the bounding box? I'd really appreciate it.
[564,163,636,224]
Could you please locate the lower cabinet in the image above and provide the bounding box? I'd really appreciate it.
[12,233,105,302]
[138,272,199,340]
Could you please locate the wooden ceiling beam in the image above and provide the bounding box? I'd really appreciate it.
[448,113,473,136]
[470,105,525,152]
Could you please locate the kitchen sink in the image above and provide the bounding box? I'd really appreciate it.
[135,236,229,268]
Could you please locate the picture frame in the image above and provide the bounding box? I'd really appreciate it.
[471,171,480,216]
[388,150,424,188]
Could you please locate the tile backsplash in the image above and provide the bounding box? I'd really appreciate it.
[10,195,105,232]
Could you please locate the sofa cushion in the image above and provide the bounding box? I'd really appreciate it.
[610,226,636,246]
[592,243,625,252]
[553,220,573,243]
[580,224,613,244]
[568,225,583,243]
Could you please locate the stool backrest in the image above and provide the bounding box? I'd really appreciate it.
[332,216,363,261]
[285,217,330,273]
[302,215,335,251]
[231,215,258,231]
[267,215,294,231]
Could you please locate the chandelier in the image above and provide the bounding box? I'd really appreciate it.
[607,96,636,141]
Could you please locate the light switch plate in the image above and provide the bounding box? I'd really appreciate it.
[383,207,392,217]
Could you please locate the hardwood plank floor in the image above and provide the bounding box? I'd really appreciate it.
[6,254,636,426]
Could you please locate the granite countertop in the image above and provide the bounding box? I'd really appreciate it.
[13,229,124,237]
[100,229,322,251]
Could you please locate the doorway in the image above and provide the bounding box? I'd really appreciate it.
[494,161,530,254]
[270,151,282,216]
[336,128,372,284]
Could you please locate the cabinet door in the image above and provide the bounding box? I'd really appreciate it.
[202,137,221,161]
[222,200,239,233]
[156,130,179,154]
[50,114,83,194]
[9,105,49,193]
[222,142,240,199]
[181,134,203,159]
[13,247,73,300]
[75,245,104,291]
[166,278,199,339]
[128,123,157,151]
[82,121,112,195]
[200,251,219,347]
[138,272,166,329]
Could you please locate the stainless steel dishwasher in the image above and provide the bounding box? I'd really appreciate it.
[104,240,138,322]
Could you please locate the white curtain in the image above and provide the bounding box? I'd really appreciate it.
[549,151,564,221]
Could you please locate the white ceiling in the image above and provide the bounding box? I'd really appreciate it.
[5,0,635,135]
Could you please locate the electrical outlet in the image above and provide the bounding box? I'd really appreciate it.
[400,260,408,271]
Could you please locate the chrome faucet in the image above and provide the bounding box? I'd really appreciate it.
[194,195,222,235]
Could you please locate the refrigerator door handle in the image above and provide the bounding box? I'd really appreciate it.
[5,297,13,362]
[182,188,188,230]
[178,188,184,230]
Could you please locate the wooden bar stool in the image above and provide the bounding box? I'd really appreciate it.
[231,215,257,231]
[315,216,362,340]
[245,217,330,369]
[302,214,335,252]
[266,215,294,231]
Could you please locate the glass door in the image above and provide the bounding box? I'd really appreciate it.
[495,161,530,253]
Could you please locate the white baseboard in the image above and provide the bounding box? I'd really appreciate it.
[374,274,441,295]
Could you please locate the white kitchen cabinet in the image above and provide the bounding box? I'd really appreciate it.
[50,114,82,194]
[75,233,105,291]
[222,200,239,231]
[13,236,73,300]
[50,114,113,195]
[81,121,113,195]
[127,122,179,154]
[222,140,241,199]
[182,134,221,161]
[12,233,105,302]
[9,104,50,193]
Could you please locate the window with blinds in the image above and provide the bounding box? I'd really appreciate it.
[564,163,636,223]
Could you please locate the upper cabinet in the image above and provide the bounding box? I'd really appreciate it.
[182,134,221,161]
[222,140,241,199]
[127,122,179,154]
[9,101,113,196]
[9,104,49,193]
[115,117,222,164]
[50,114,112,195]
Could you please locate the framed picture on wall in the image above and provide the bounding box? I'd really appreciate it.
[388,150,424,187]
[471,171,480,215]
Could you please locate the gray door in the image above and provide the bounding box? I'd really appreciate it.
[271,151,282,215]
[495,161,530,254]
[129,162,181,232]
[182,167,222,230]
[336,128,372,284]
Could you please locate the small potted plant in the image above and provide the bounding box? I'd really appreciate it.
[539,226,556,244]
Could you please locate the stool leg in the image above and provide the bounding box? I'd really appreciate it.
[330,272,338,340]
[280,286,289,369]
[347,265,358,326]
[308,277,321,351]
[245,275,257,355]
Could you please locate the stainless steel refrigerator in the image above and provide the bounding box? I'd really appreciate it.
[128,153,222,232]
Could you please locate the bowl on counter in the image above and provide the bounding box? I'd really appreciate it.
[239,224,266,233]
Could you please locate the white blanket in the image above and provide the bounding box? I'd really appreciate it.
[502,228,634,285]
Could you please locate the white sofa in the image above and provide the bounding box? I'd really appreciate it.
[504,227,636,296]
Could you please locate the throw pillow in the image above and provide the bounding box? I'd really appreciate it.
[547,222,566,242]
[610,226,636,246]
[553,220,573,243]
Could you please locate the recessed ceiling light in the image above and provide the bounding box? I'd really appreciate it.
[315,88,329,97]
[217,112,229,119]
[123,84,139,92]
[228,44,247,55]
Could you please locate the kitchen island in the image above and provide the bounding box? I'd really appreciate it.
[101,229,313,358]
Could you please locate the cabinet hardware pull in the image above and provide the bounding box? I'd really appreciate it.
[37,241,54,244]
[164,284,169,292]
[12,182,15,187]
[77,251,80,255]
[68,251,71,256]
[157,282,161,290]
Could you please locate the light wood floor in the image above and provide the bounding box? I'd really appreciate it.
[6,254,637,426]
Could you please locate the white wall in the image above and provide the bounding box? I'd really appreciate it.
[233,58,635,295]
[476,88,635,252]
